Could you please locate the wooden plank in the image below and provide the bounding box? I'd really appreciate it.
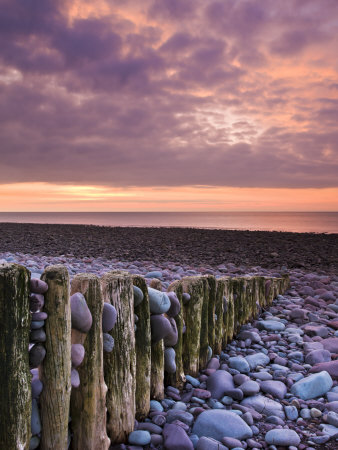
[132,275,151,420]
[40,265,71,450]
[101,271,135,444]
[0,263,31,450]
[70,274,110,450]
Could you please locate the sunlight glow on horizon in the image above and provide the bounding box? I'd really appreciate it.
[0,183,337,212]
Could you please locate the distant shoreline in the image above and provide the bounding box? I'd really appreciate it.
[0,222,337,273]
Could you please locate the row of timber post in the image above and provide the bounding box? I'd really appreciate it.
[0,263,289,449]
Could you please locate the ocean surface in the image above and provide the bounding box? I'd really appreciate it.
[0,212,337,233]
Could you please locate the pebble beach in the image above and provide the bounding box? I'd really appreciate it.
[1,223,338,450]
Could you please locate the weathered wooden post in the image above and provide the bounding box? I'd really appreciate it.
[181,276,205,376]
[214,278,225,354]
[101,271,136,444]
[0,263,31,450]
[40,265,71,450]
[151,340,165,400]
[70,274,110,450]
[132,275,151,420]
[205,275,216,357]
[220,277,234,346]
[166,280,185,389]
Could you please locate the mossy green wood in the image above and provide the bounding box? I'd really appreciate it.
[253,276,265,312]
[214,278,225,354]
[70,274,110,450]
[166,280,185,389]
[199,277,210,369]
[231,277,247,334]
[205,275,216,356]
[244,277,256,321]
[181,276,205,376]
[40,265,71,450]
[132,275,151,420]
[0,263,31,450]
[220,277,234,346]
[151,339,164,400]
[101,271,136,444]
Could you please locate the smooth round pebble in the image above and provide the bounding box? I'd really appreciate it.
[133,285,144,307]
[103,333,114,352]
[71,344,85,368]
[265,429,300,446]
[102,303,117,333]
[29,344,46,368]
[70,292,92,333]
[71,368,80,388]
[128,430,151,446]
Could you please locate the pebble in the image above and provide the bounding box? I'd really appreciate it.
[192,410,253,441]
[70,292,92,333]
[102,303,117,332]
[291,371,333,400]
[71,344,85,368]
[206,370,235,399]
[29,344,46,368]
[128,430,151,446]
[31,399,41,435]
[265,429,300,446]
[133,285,144,307]
[30,278,48,294]
[103,333,114,352]
[148,288,171,314]
[164,347,176,374]
[163,423,193,449]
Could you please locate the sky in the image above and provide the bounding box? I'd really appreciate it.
[0,0,338,211]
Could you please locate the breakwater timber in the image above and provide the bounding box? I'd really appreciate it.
[0,262,289,449]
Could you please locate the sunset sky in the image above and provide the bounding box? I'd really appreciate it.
[1,0,338,211]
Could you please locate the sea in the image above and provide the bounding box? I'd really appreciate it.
[0,212,337,233]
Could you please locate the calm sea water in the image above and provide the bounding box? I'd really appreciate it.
[0,212,337,233]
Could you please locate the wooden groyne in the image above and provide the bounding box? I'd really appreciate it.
[0,263,289,449]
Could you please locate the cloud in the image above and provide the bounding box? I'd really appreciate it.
[0,0,337,190]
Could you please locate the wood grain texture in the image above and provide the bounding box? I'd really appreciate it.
[0,263,31,450]
[40,265,71,450]
[101,271,136,444]
[70,274,110,450]
[132,275,151,420]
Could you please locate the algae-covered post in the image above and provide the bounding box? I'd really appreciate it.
[70,274,110,450]
[101,271,136,444]
[0,263,31,450]
[132,275,151,420]
[166,280,185,389]
[181,276,205,377]
[40,265,71,450]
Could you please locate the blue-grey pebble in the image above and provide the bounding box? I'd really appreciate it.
[192,410,252,441]
[31,399,41,435]
[265,429,300,446]
[30,321,45,330]
[103,333,114,352]
[128,430,151,446]
[31,378,43,399]
[150,400,163,412]
[133,285,144,307]
[29,436,40,450]
[148,287,170,314]
[102,303,117,333]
